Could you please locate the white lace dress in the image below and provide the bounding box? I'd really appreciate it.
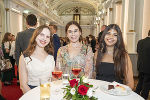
[24,55,55,86]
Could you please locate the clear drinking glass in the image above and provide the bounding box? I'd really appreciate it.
[62,66,70,85]
[40,79,50,100]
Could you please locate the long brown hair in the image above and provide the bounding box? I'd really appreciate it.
[2,32,11,44]
[23,25,54,57]
[96,24,127,80]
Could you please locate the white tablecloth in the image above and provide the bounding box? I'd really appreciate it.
[19,79,144,100]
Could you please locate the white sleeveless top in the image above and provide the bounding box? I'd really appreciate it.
[24,55,55,86]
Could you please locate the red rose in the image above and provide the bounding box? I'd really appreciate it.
[69,79,78,88]
[78,85,89,95]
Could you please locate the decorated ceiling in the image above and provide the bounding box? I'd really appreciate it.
[42,0,107,15]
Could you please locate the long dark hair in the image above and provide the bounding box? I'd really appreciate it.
[2,32,11,44]
[65,21,82,42]
[23,25,54,57]
[96,24,127,80]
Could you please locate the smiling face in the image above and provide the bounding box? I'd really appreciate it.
[104,29,118,47]
[67,24,81,43]
[35,28,51,48]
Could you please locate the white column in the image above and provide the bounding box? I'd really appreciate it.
[96,24,99,37]
[142,0,150,38]
[128,0,136,31]
[114,2,122,28]
[127,0,136,53]
[121,0,129,48]
[4,0,11,32]
[37,16,40,27]
[105,8,110,25]
[109,8,113,24]
[127,32,136,53]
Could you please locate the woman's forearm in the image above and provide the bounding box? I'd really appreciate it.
[20,84,31,94]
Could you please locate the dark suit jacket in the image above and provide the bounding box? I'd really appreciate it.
[98,31,103,43]
[53,34,61,61]
[91,39,96,53]
[137,37,150,74]
[15,28,35,65]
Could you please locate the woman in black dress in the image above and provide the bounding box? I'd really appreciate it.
[94,24,134,89]
[1,32,13,85]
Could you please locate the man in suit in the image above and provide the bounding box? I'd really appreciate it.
[135,30,150,100]
[49,24,61,61]
[15,14,37,83]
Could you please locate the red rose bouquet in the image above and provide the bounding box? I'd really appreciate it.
[63,77,98,100]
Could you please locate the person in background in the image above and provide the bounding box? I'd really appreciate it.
[15,14,37,66]
[85,36,90,46]
[15,14,37,84]
[98,25,107,43]
[49,24,61,61]
[135,30,150,100]
[56,21,93,78]
[19,25,55,94]
[89,35,96,53]
[94,24,134,89]
[1,32,13,85]
[0,45,6,100]
[9,35,16,78]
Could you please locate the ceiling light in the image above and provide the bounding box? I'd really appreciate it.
[11,8,20,13]
[23,10,30,14]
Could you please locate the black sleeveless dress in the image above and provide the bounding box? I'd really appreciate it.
[96,62,123,84]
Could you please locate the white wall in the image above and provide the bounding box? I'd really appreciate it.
[142,0,150,38]
[0,0,5,43]
[59,15,95,37]
[115,3,122,28]
[80,16,94,25]
[134,0,144,44]
[61,15,73,25]
[57,25,94,38]
[10,10,23,36]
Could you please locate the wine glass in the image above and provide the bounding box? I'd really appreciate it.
[52,63,63,93]
[52,71,63,80]
[71,60,81,79]
[52,62,63,80]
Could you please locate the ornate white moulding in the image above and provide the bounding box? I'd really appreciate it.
[12,0,64,25]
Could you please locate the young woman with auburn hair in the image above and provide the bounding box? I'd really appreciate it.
[19,25,55,94]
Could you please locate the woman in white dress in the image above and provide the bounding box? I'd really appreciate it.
[19,25,55,94]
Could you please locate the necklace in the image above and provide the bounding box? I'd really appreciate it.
[70,43,81,48]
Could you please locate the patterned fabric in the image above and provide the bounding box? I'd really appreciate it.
[56,44,94,78]
[0,46,4,57]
